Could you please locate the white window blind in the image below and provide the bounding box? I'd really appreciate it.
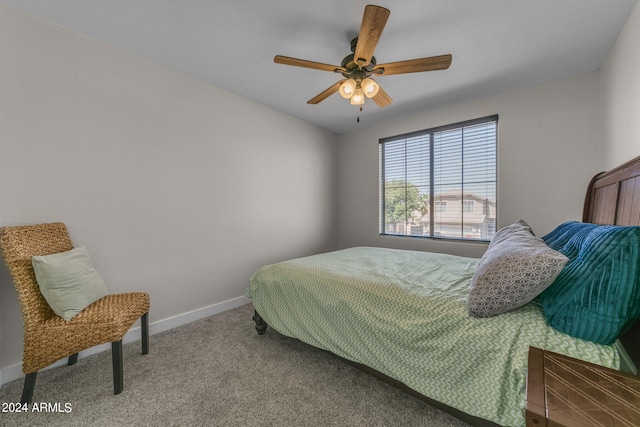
[379,115,497,241]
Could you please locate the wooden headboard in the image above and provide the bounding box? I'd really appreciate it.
[583,155,640,225]
[582,154,640,371]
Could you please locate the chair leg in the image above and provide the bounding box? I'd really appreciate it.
[68,353,79,365]
[112,340,123,395]
[21,372,37,404]
[141,312,149,355]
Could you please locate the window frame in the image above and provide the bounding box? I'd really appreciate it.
[379,115,498,242]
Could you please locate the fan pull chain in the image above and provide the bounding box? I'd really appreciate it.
[357,106,363,123]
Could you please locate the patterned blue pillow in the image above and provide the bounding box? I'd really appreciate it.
[540,224,640,345]
[542,221,598,253]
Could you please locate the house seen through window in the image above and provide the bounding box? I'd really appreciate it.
[379,115,498,241]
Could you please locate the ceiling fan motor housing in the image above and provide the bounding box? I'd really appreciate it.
[341,61,376,80]
[341,38,376,80]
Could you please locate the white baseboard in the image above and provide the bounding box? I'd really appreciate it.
[0,296,251,387]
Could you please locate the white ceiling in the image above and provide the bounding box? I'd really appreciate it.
[4,0,637,134]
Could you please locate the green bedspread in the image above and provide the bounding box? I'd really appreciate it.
[246,247,620,427]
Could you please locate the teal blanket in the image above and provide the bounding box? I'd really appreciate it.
[246,247,619,427]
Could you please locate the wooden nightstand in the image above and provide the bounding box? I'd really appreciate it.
[525,347,640,426]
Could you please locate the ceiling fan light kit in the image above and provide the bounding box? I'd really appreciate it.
[274,5,452,111]
[339,77,378,105]
[350,86,365,105]
[338,79,356,98]
[361,78,380,97]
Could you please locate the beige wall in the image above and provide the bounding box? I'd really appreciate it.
[600,1,640,169]
[0,5,338,379]
[337,72,602,258]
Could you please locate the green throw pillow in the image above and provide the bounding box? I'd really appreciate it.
[540,224,640,345]
[32,246,108,321]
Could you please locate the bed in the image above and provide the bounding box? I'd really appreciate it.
[246,155,640,427]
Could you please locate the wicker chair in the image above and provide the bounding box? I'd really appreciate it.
[0,222,150,404]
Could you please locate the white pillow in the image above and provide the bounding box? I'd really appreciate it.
[467,220,568,317]
[32,246,108,321]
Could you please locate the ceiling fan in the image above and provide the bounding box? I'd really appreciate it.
[274,5,452,108]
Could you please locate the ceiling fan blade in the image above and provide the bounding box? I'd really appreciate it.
[354,5,390,67]
[274,55,345,73]
[373,54,452,76]
[372,85,392,108]
[307,80,347,104]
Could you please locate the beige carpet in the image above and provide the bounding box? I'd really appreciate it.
[0,303,471,426]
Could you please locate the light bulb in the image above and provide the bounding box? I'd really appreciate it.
[350,87,365,105]
[361,78,379,98]
[339,79,357,99]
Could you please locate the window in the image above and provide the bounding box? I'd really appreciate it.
[463,200,475,213]
[379,115,497,241]
[435,202,447,213]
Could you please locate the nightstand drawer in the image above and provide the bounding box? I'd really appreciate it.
[526,347,640,427]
